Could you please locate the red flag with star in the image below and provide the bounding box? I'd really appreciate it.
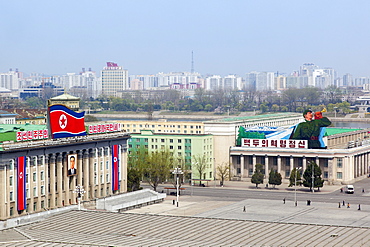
[48,104,87,139]
[17,156,26,211]
[112,144,120,191]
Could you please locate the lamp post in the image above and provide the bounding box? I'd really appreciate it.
[172,167,183,207]
[73,184,86,210]
[311,163,315,193]
[334,107,338,118]
[294,167,302,206]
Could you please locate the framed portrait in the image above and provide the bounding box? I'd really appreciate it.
[67,154,77,176]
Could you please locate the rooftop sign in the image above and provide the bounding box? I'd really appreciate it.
[241,138,308,149]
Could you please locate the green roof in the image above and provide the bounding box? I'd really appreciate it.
[326,128,362,136]
[0,124,46,134]
[206,112,301,123]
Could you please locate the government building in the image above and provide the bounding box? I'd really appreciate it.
[229,126,370,185]
[0,124,129,220]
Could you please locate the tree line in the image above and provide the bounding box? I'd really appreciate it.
[251,161,324,191]
[4,85,358,115]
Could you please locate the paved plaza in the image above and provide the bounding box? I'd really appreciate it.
[1,180,370,246]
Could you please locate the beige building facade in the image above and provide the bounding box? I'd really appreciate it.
[0,133,129,220]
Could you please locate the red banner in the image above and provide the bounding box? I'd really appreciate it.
[17,156,26,211]
[112,145,120,191]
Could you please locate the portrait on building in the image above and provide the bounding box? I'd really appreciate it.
[67,154,77,176]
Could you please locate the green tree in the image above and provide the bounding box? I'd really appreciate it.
[271,104,279,112]
[25,97,45,109]
[259,103,268,113]
[192,154,208,185]
[144,150,174,191]
[303,161,324,191]
[127,168,142,192]
[268,168,282,188]
[251,164,264,188]
[337,101,351,114]
[127,147,148,191]
[289,167,302,187]
[204,104,213,112]
[216,162,230,186]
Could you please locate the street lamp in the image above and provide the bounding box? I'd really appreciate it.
[334,107,338,118]
[73,184,86,210]
[311,163,315,193]
[172,167,183,207]
[294,167,302,207]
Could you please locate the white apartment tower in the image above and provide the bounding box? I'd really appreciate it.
[246,71,274,91]
[101,62,128,97]
[0,69,21,91]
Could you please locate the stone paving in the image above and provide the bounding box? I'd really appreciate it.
[1,180,370,246]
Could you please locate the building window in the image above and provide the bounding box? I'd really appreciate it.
[337,158,343,168]
[41,171,44,181]
[9,160,14,170]
[106,174,109,182]
[33,172,37,182]
[41,186,45,195]
[178,146,182,150]
[10,207,14,216]
[33,187,37,197]
[178,139,181,143]
[170,139,173,143]
[9,176,13,186]
[10,191,13,201]
[285,170,290,178]
[323,159,328,167]
[323,171,328,179]
[106,161,109,169]
[337,172,343,179]
[161,139,165,143]
[170,146,173,150]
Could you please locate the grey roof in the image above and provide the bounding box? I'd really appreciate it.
[0,210,367,246]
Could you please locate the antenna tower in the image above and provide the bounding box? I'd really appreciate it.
[191,51,194,73]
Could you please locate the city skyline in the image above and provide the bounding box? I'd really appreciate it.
[2,1,370,77]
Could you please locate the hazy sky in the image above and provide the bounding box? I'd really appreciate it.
[2,0,370,77]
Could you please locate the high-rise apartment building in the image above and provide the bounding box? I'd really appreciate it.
[101,62,128,97]
[0,69,21,91]
[245,71,274,91]
[157,72,201,89]
[343,73,353,87]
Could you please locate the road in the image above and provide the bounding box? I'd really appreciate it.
[148,178,370,206]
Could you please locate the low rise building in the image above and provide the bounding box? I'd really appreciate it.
[229,127,370,184]
[128,130,214,181]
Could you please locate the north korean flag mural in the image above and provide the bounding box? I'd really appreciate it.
[48,104,87,139]
[112,144,120,191]
[17,156,26,211]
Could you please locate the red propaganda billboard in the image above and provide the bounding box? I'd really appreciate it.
[48,104,87,139]
[112,145,120,191]
[17,156,27,211]
[242,138,308,149]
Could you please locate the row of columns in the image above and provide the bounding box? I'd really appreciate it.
[235,155,321,179]
[1,145,127,220]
